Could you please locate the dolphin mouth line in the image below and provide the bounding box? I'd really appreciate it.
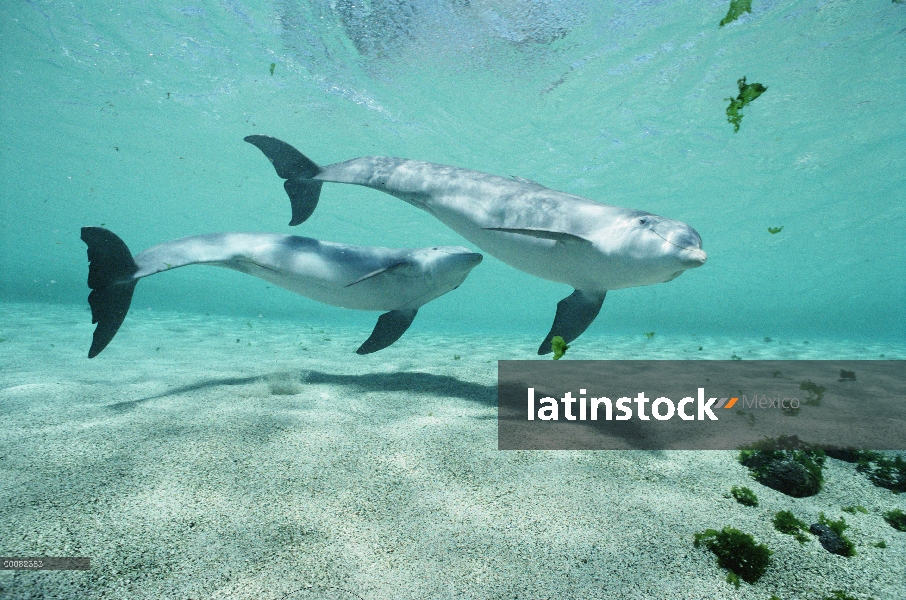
[651,229,702,254]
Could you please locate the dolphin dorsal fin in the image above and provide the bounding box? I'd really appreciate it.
[483,227,590,244]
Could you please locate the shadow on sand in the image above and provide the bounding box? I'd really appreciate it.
[303,370,496,406]
[109,370,496,411]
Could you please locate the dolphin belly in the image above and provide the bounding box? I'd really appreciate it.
[228,258,426,312]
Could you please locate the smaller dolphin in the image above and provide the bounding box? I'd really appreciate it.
[80,227,482,357]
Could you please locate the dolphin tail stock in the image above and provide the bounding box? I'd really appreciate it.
[537,289,606,355]
[244,135,323,226]
[356,309,418,355]
[80,227,140,358]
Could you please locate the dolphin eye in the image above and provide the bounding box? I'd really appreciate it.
[638,218,647,225]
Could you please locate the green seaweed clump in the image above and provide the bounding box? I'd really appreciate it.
[269,62,276,75]
[824,446,869,463]
[817,513,856,557]
[693,526,772,587]
[739,436,825,497]
[644,331,655,339]
[773,510,809,544]
[883,508,906,531]
[841,505,868,515]
[768,226,783,234]
[799,380,826,406]
[855,453,906,493]
[551,336,569,360]
[720,0,753,26]
[731,485,758,507]
[726,77,767,132]
[874,539,887,548]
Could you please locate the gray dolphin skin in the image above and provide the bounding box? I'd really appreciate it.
[244,135,707,354]
[80,227,482,357]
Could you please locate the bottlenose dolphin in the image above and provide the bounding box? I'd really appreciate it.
[244,135,707,354]
[80,227,482,357]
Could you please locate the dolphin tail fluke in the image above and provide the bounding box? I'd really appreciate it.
[80,227,140,358]
[244,135,323,226]
[538,290,605,355]
[356,308,418,355]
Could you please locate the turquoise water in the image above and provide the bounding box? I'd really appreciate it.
[2,0,904,342]
[2,3,906,598]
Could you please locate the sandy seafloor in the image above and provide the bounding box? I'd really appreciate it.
[0,302,904,600]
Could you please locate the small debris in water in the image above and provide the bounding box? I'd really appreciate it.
[719,0,752,27]
[726,77,767,132]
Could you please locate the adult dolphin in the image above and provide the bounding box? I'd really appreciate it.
[244,135,707,354]
[80,227,482,357]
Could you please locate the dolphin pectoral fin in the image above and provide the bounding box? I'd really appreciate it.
[244,135,323,226]
[81,227,140,358]
[344,262,411,287]
[356,308,418,354]
[483,227,590,244]
[537,290,606,355]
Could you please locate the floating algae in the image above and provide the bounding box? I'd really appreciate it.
[720,0,753,27]
[726,77,767,132]
[551,336,569,360]
[768,226,783,234]
[269,62,276,75]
